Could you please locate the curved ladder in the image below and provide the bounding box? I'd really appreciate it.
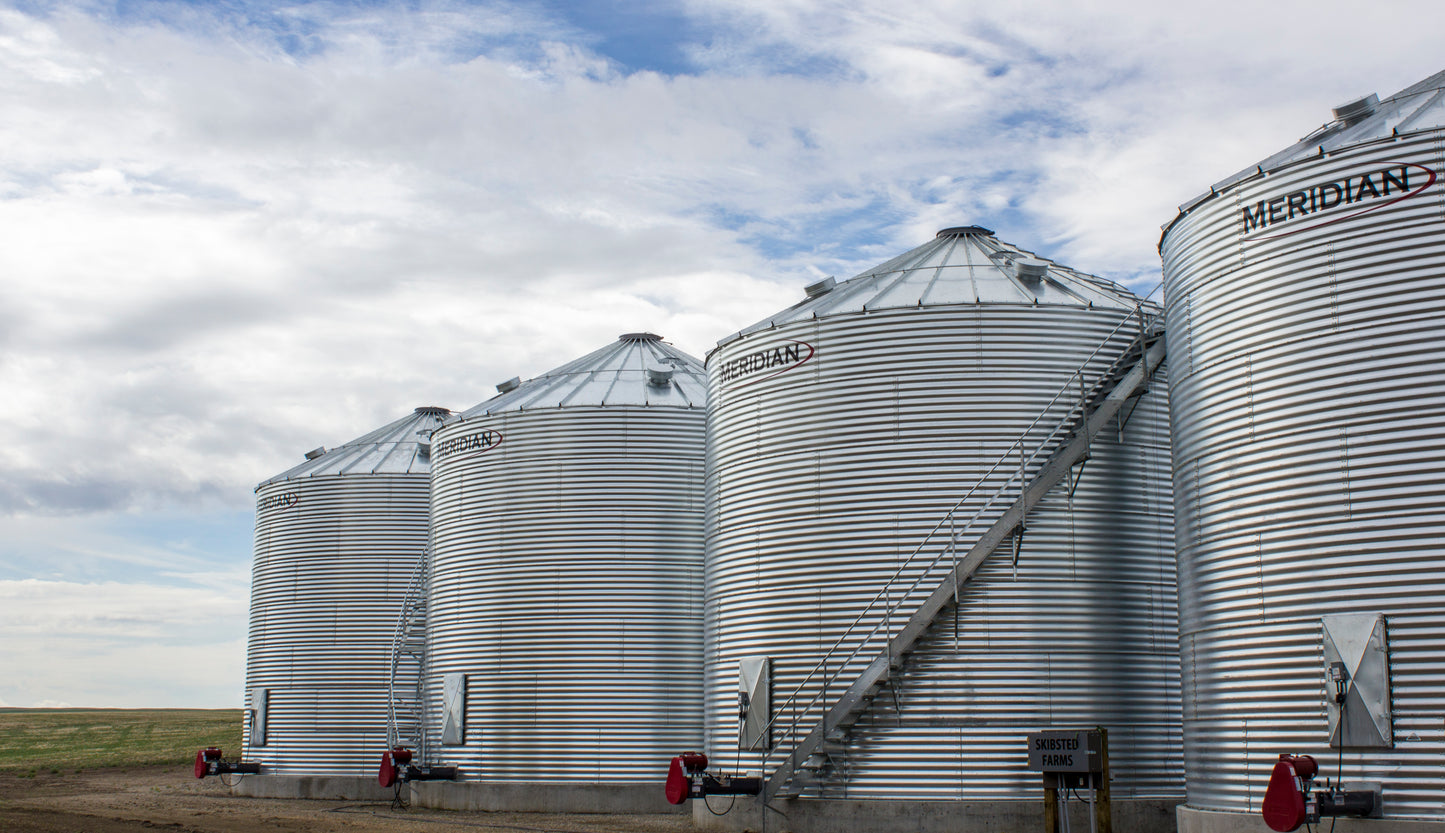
[386,550,430,764]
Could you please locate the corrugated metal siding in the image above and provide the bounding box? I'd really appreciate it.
[704,305,1180,799]
[1163,127,1445,820]
[244,475,427,774]
[425,408,706,782]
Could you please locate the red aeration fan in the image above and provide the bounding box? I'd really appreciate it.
[663,751,761,804]
[1261,751,1379,829]
[193,747,260,779]
[665,752,710,804]
[376,747,457,786]
[378,747,413,788]
[194,747,222,779]
[1262,754,1319,832]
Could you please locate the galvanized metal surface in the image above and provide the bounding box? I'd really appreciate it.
[462,333,705,415]
[425,336,707,783]
[1162,82,1445,818]
[725,227,1145,345]
[705,233,1179,800]
[259,407,449,485]
[244,408,448,774]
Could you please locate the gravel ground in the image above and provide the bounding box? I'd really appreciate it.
[0,767,698,833]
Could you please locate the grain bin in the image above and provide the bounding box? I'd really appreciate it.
[241,406,449,799]
[1161,69,1445,830]
[412,334,707,813]
[701,227,1179,833]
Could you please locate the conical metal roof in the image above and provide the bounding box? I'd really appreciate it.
[258,406,451,488]
[722,226,1149,345]
[456,333,705,418]
[1167,68,1445,231]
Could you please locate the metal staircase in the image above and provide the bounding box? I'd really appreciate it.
[761,308,1165,801]
[386,550,430,762]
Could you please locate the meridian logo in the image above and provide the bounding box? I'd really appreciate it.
[718,339,814,388]
[434,429,503,460]
[257,491,300,513]
[1242,162,1437,240]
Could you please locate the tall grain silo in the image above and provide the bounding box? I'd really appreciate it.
[1161,69,1445,830]
[411,334,707,813]
[241,406,449,799]
[701,227,1179,833]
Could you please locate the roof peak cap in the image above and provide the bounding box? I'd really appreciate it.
[936,225,994,238]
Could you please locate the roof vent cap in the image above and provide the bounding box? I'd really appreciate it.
[936,225,994,238]
[646,367,675,387]
[414,406,450,416]
[1333,93,1379,124]
[620,332,662,342]
[303,446,326,461]
[496,376,521,394]
[804,276,836,298]
[1015,258,1049,281]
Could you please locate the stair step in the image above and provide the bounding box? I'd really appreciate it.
[790,771,820,791]
[805,740,849,768]
[774,781,806,799]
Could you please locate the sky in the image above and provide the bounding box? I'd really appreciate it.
[0,0,1439,708]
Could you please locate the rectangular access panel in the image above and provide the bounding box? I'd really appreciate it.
[1323,613,1392,748]
[249,688,269,747]
[738,656,771,751]
[441,673,466,746]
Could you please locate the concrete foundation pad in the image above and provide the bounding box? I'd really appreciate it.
[1178,806,1445,833]
[691,796,1181,833]
[230,774,400,801]
[409,781,686,814]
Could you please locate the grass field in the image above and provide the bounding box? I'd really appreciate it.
[0,709,242,775]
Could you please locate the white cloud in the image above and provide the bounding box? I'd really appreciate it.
[0,0,1440,706]
[0,579,244,637]
[0,579,245,708]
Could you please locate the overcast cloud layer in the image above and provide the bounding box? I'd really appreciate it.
[1,0,1439,707]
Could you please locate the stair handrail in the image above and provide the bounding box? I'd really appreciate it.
[755,305,1162,781]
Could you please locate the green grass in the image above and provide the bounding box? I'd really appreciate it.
[0,709,242,774]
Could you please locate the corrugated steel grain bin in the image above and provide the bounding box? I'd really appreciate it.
[412,334,707,814]
[1161,69,1445,830]
[700,227,1180,832]
[240,406,448,799]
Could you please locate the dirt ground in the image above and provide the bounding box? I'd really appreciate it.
[0,767,697,833]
